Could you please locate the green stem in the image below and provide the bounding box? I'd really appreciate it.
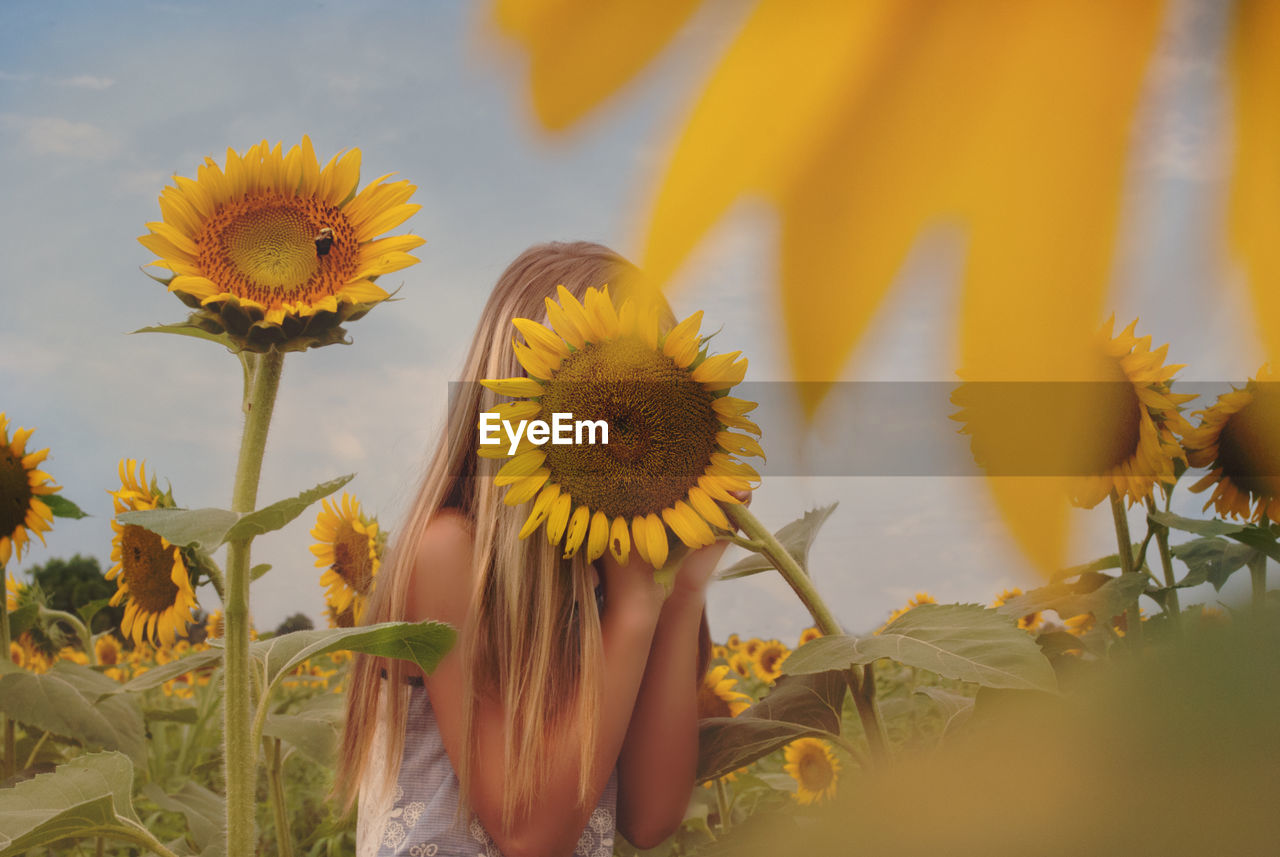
[1109,492,1143,648]
[23,729,50,770]
[713,777,731,836]
[39,606,92,658]
[223,348,285,857]
[1249,553,1267,612]
[845,667,890,768]
[117,817,185,857]
[1144,496,1180,630]
[2,561,13,782]
[266,737,295,857]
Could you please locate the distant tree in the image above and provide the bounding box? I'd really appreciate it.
[274,612,314,636]
[24,554,124,651]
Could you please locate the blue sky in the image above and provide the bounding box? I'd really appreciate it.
[0,0,1263,640]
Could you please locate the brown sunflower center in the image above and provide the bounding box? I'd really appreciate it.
[798,750,834,791]
[119,524,181,612]
[96,638,121,666]
[697,683,734,720]
[331,525,375,595]
[757,647,783,675]
[0,445,33,538]
[539,337,720,519]
[1216,384,1280,499]
[196,191,358,306]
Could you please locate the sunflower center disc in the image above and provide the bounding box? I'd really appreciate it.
[540,337,720,520]
[1217,386,1280,499]
[197,192,357,305]
[332,527,375,595]
[0,446,33,537]
[799,752,833,791]
[119,524,181,612]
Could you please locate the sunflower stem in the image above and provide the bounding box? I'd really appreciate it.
[714,777,732,835]
[1144,496,1180,631]
[266,736,295,857]
[1108,491,1143,649]
[1249,553,1267,612]
[22,729,50,770]
[2,561,13,781]
[845,665,890,768]
[223,347,285,857]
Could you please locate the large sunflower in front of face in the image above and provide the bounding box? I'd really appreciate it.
[1184,365,1280,522]
[108,460,200,648]
[481,285,762,568]
[138,137,423,352]
[310,492,382,624]
[0,413,60,567]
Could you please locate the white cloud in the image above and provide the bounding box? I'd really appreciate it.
[55,74,116,91]
[0,114,118,159]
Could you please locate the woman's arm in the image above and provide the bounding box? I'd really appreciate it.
[615,539,728,848]
[406,510,667,857]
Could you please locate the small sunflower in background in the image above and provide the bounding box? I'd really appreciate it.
[752,639,790,684]
[0,413,60,567]
[992,588,1043,632]
[724,633,742,650]
[740,637,764,659]
[6,572,23,612]
[95,634,126,681]
[797,626,822,647]
[697,664,752,720]
[138,137,424,353]
[883,592,936,628]
[481,285,761,569]
[783,738,840,805]
[8,641,25,669]
[108,459,200,648]
[1184,365,1280,522]
[951,318,1192,508]
[204,609,224,640]
[727,650,754,680]
[311,491,383,625]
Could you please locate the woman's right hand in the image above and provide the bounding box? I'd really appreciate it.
[598,544,666,620]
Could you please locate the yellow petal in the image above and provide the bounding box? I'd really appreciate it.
[514,317,571,360]
[687,485,730,530]
[546,492,573,545]
[645,512,668,568]
[563,504,590,558]
[519,484,561,539]
[631,515,651,564]
[503,469,550,506]
[545,295,586,349]
[609,516,631,565]
[494,450,547,486]
[587,510,610,561]
[481,377,546,398]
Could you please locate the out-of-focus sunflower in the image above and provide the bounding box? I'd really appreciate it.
[5,572,22,612]
[697,664,752,719]
[8,641,25,669]
[204,609,224,640]
[952,318,1193,512]
[883,592,936,629]
[481,285,761,568]
[108,459,200,648]
[95,635,125,681]
[724,633,741,650]
[783,737,840,805]
[1184,365,1280,523]
[992,588,1043,633]
[740,637,764,659]
[752,639,790,684]
[326,603,356,629]
[711,643,729,661]
[797,626,822,647]
[727,650,753,680]
[138,137,423,353]
[310,492,383,624]
[0,413,60,567]
[58,646,88,666]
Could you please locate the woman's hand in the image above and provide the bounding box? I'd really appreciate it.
[668,489,752,601]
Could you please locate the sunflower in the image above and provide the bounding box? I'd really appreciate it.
[697,664,752,719]
[740,637,764,659]
[8,641,25,670]
[752,639,790,684]
[1184,365,1280,522]
[0,413,60,567]
[783,738,840,805]
[725,633,742,650]
[6,572,22,612]
[711,643,729,661]
[797,626,822,647]
[204,609,224,640]
[480,285,761,568]
[991,588,1042,632]
[310,492,382,624]
[727,651,754,680]
[108,459,200,648]
[883,592,936,628]
[138,137,423,353]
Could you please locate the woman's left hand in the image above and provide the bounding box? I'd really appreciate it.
[668,489,751,600]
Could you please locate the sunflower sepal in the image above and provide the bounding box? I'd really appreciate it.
[132,321,239,353]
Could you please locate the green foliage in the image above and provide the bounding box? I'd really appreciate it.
[24,554,123,641]
[41,496,88,520]
[996,573,1146,627]
[253,620,455,692]
[718,505,838,580]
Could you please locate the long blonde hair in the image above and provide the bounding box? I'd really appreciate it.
[333,241,668,829]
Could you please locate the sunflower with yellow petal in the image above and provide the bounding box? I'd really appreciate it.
[108,459,200,648]
[783,737,840,805]
[697,664,752,719]
[1184,364,1280,523]
[727,651,754,680]
[138,137,424,353]
[991,588,1043,632]
[752,639,790,684]
[0,413,60,567]
[310,491,383,624]
[797,626,822,647]
[480,285,761,568]
[883,591,936,629]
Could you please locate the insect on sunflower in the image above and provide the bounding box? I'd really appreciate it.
[0,413,60,567]
[139,137,424,352]
[108,459,200,648]
[1182,364,1280,523]
[310,491,383,624]
[480,285,762,569]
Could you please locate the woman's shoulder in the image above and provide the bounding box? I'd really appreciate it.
[406,507,475,627]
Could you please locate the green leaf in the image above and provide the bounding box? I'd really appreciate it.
[995,573,1147,626]
[222,474,355,544]
[142,706,200,724]
[0,666,146,766]
[717,504,838,580]
[42,495,89,520]
[1226,526,1280,565]
[5,603,38,639]
[1147,510,1246,538]
[132,321,237,352]
[115,507,239,552]
[139,780,225,857]
[784,604,1058,693]
[254,621,454,691]
[914,686,975,736]
[77,598,112,630]
[250,563,271,581]
[0,751,142,857]
[1169,537,1257,591]
[1051,546,1142,581]
[696,671,846,782]
[116,648,223,694]
[262,693,344,767]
